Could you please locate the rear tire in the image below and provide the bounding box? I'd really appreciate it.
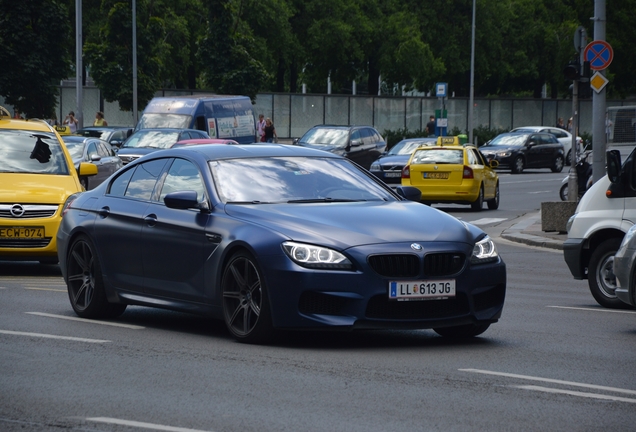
[565,149,572,166]
[66,235,127,318]
[559,183,568,201]
[551,155,564,173]
[588,238,632,309]
[487,182,499,210]
[470,185,484,211]
[434,323,490,338]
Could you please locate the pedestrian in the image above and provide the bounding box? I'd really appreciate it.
[426,115,436,136]
[566,117,573,133]
[63,111,79,133]
[263,118,278,143]
[556,117,565,129]
[93,111,108,127]
[257,114,266,142]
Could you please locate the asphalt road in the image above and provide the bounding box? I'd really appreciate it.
[1,168,635,431]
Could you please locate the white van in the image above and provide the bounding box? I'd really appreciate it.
[563,147,636,309]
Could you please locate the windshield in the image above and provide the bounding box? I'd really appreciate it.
[137,113,192,129]
[388,140,434,156]
[299,128,349,147]
[210,157,396,203]
[0,130,70,174]
[122,130,181,149]
[485,134,529,147]
[62,139,85,160]
[411,149,464,164]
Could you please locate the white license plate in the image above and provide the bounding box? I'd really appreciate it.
[389,279,455,301]
[385,172,401,178]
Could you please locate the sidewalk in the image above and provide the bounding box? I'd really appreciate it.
[500,212,566,250]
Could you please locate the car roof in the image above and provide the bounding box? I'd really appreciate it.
[174,138,238,145]
[133,143,343,162]
[0,117,55,133]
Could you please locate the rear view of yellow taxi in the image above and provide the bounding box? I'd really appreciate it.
[401,144,500,211]
[0,108,97,264]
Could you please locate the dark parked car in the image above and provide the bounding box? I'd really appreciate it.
[56,144,506,344]
[61,135,123,190]
[117,128,209,164]
[294,125,387,169]
[369,137,437,185]
[479,132,564,174]
[75,126,134,148]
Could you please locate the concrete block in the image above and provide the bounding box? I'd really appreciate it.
[541,201,578,233]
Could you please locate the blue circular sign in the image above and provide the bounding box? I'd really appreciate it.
[583,41,613,71]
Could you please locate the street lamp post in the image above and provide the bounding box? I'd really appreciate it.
[468,0,476,145]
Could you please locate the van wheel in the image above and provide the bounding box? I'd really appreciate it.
[559,183,568,201]
[588,238,632,309]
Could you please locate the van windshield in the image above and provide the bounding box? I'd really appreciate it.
[137,113,192,129]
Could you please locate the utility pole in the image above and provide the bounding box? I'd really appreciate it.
[591,0,607,183]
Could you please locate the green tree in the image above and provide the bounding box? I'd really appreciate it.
[0,0,73,118]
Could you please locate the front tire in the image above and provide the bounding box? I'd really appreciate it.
[551,155,564,173]
[66,235,127,318]
[470,185,484,211]
[487,182,500,210]
[222,251,273,344]
[588,238,631,309]
[433,323,490,338]
[511,156,524,174]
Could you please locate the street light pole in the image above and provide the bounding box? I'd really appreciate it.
[75,0,83,128]
[468,0,476,145]
[132,0,138,126]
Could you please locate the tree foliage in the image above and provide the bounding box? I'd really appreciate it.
[0,0,73,118]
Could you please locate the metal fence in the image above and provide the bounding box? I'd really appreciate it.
[2,86,634,143]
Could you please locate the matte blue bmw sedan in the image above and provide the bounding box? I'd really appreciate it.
[56,144,506,344]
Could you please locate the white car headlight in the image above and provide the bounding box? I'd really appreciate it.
[370,162,381,171]
[471,236,499,264]
[282,241,353,270]
[496,151,511,157]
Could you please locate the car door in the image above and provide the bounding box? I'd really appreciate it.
[140,157,210,302]
[345,128,370,168]
[524,134,546,168]
[96,140,121,180]
[84,140,107,189]
[470,148,497,199]
[90,159,169,294]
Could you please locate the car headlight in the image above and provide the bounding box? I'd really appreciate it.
[496,151,511,157]
[618,224,636,254]
[282,241,353,270]
[370,162,381,171]
[471,236,499,264]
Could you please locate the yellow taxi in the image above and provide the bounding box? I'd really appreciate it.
[0,108,98,264]
[401,144,499,211]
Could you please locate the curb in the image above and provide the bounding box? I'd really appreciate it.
[500,232,564,250]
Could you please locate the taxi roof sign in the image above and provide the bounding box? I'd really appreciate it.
[54,125,72,135]
[437,136,460,146]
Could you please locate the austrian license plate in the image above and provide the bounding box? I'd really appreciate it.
[389,279,455,301]
[385,172,401,178]
[423,172,449,179]
[0,227,45,239]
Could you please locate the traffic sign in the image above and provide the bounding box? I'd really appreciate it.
[583,40,613,71]
[435,83,447,98]
[590,71,609,93]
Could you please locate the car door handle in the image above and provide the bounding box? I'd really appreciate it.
[98,207,110,218]
[144,214,158,227]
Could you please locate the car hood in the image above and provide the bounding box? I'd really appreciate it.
[375,154,410,166]
[224,201,475,249]
[0,174,80,204]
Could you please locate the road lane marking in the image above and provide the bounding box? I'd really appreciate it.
[515,385,636,404]
[86,417,214,432]
[24,287,66,292]
[528,190,552,194]
[0,330,109,343]
[468,218,507,226]
[460,369,636,396]
[547,305,636,315]
[26,312,145,329]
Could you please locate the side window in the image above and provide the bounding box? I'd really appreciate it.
[87,142,99,159]
[529,134,540,145]
[550,129,566,139]
[469,149,484,166]
[108,168,135,197]
[125,159,169,200]
[159,159,206,203]
[350,129,362,144]
[195,131,208,139]
[361,128,375,145]
[97,141,110,157]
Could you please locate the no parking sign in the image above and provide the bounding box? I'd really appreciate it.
[583,40,613,71]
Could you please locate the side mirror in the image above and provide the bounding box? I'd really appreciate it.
[606,150,622,183]
[89,154,102,162]
[489,159,499,168]
[164,190,209,211]
[292,138,299,145]
[350,139,362,147]
[527,141,536,147]
[394,186,422,202]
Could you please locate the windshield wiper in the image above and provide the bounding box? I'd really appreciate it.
[225,200,272,204]
[287,198,362,203]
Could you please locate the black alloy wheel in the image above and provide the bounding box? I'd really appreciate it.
[487,182,500,210]
[511,156,524,174]
[588,238,633,309]
[551,155,564,173]
[222,251,273,343]
[66,235,127,318]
